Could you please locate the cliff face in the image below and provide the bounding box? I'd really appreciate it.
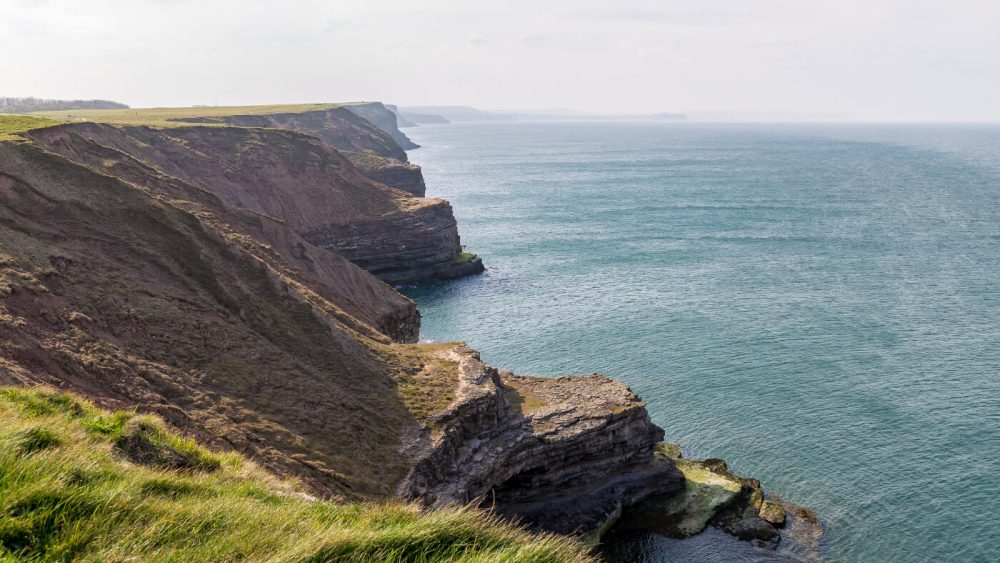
[26,123,480,283]
[0,128,673,531]
[344,102,420,150]
[343,151,426,197]
[302,200,484,283]
[396,346,684,536]
[0,112,811,552]
[174,106,427,196]
[0,138,435,497]
[385,104,417,127]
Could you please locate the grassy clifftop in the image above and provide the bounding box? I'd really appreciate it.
[0,387,590,562]
[0,116,59,141]
[28,103,346,128]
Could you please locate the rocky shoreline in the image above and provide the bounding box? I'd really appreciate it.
[612,445,823,558]
[392,347,821,557]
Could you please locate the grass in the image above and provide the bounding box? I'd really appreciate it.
[449,252,479,265]
[0,386,591,562]
[502,380,548,415]
[29,103,347,128]
[0,116,59,141]
[390,343,462,420]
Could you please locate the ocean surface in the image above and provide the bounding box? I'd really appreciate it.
[401,122,1000,562]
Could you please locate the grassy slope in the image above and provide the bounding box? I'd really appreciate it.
[0,116,59,141]
[0,387,590,562]
[29,104,347,128]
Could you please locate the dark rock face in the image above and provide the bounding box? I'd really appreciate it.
[396,347,684,536]
[300,199,483,284]
[350,157,426,197]
[344,102,420,150]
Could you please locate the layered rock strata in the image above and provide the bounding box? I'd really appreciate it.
[0,138,429,497]
[397,346,684,536]
[26,123,481,283]
[341,150,426,197]
[174,106,427,196]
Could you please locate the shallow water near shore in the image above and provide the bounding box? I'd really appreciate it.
[402,121,1000,562]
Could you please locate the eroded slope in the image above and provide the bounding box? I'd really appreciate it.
[0,138,440,497]
[174,106,427,196]
[27,123,480,283]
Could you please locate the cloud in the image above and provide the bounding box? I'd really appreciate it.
[468,34,488,46]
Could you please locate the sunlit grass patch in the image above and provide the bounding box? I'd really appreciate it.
[0,386,591,561]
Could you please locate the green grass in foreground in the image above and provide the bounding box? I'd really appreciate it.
[0,387,591,562]
[0,116,60,141]
[28,103,346,128]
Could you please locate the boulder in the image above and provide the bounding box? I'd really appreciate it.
[760,499,787,527]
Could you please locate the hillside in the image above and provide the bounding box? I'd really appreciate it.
[14,108,481,283]
[0,109,676,535]
[0,386,590,561]
[0,104,812,558]
[33,104,428,197]
[0,134,445,496]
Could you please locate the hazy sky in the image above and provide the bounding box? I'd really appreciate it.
[4,0,1000,121]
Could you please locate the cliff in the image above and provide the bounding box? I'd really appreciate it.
[0,108,812,557]
[0,128,670,526]
[397,346,684,536]
[386,103,418,127]
[0,137,435,496]
[174,106,427,196]
[25,122,480,283]
[344,101,420,150]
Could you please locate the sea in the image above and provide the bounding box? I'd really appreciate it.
[401,121,1000,562]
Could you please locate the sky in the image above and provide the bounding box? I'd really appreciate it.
[3,0,1000,121]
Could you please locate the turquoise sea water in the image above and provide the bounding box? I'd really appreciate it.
[401,122,1000,562]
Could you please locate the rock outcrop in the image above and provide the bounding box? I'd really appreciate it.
[343,151,426,197]
[611,444,822,553]
[396,346,684,536]
[303,203,484,283]
[26,122,481,283]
